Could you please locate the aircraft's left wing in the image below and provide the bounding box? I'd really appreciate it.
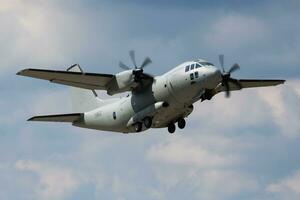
[17,68,114,90]
[28,113,83,123]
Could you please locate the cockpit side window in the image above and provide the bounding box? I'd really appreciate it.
[185,65,190,72]
[196,64,201,68]
[190,64,195,70]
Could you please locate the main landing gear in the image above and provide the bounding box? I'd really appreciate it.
[134,117,153,132]
[177,118,186,129]
[167,118,186,134]
[168,118,186,134]
[168,123,176,134]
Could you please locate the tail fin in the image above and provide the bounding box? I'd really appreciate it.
[67,64,101,112]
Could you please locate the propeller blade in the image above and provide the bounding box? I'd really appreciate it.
[219,54,225,73]
[140,57,152,69]
[223,81,230,98]
[119,61,131,70]
[228,63,240,74]
[129,50,138,69]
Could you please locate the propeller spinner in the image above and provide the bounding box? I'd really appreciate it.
[119,50,153,82]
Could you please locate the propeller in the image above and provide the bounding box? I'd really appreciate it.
[218,54,242,97]
[119,50,153,82]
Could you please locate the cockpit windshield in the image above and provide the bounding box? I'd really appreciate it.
[199,62,214,66]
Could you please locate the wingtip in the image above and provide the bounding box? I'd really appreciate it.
[16,69,29,76]
[27,117,35,121]
[16,70,23,76]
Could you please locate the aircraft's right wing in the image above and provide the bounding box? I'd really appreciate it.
[216,79,285,92]
[17,68,114,90]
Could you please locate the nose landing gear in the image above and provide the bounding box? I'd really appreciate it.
[134,122,143,132]
[143,117,152,128]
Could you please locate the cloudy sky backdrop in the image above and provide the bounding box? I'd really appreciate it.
[0,0,300,199]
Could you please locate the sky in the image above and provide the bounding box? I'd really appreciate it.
[0,0,300,199]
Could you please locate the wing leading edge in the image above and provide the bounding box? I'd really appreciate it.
[17,68,114,90]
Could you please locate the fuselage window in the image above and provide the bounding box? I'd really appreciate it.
[185,65,190,72]
[113,112,116,120]
[196,64,201,68]
[195,71,199,78]
[190,73,194,80]
[190,64,195,70]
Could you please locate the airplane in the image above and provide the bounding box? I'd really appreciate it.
[17,51,285,134]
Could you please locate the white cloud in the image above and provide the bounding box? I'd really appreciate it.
[146,135,258,199]
[258,80,300,138]
[266,170,300,200]
[15,160,79,200]
[147,135,239,168]
[191,89,272,132]
[195,169,258,199]
[205,15,267,50]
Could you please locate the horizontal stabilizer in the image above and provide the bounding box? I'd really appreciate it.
[28,113,83,123]
[17,68,113,90]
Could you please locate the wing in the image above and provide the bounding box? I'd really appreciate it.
[217,79,285,92]
[28,113,83,123]
[17,68,114,90]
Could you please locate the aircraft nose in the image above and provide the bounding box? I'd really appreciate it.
[205,68,222,89]
[210,68,222,82]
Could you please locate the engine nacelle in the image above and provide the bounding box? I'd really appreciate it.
[106,70,138,95]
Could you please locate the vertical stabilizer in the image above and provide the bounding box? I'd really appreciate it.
[67,64,101,112]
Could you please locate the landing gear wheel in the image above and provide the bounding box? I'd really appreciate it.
[143,117,152,128]
[168,123,176,134]
[177,118,186,129]
[134,122,143,132]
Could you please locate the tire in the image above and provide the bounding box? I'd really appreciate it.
[134,122,143,132]
[178,118,186,129]
[168,123,176,134]
[143,117,152,128]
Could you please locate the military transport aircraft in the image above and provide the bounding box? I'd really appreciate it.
[17,52,285,133]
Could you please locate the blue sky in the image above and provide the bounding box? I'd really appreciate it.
[0,0,300,199]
